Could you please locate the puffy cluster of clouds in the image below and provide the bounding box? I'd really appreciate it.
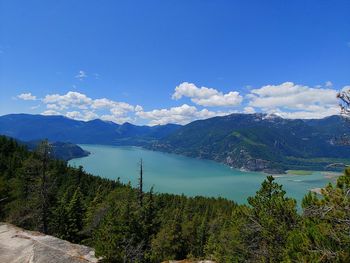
[16,80,346,125]
[247,82,339,119]
[17,93,36,101]
[136,104,232,125]
[33,91,139,123]
[172,82,242,107]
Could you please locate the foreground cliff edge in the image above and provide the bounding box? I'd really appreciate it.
[0,223,99,263]
[0,223,216,263]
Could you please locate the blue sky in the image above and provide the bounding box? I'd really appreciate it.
[1,0,350,125]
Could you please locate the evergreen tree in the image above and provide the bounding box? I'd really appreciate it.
[285,170,350,262]
[6,156,41,229]
[66,187,85,242]
[244,176,299,262]
[36,139,51,234]
[52,190,70,240]
[150,209,185,262]
[3,135,350,262]
[140,187,159,260]
[205,207,249,262]
[94,187,143,263]
[84,185,105,234]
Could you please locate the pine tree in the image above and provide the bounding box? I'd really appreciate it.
[66,187,85,242]
[36,139,51,234]
[94,187,143,262]
[52,191,70,240]
[285,170,350,262]
[150,209,185,262]
[245,176,299,262]
[140,187,159,260]
[7,156,41,229]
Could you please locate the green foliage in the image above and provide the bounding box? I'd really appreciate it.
[150,209,185,262]
[204,177,300,262]
[284,170,350,262]
[1,135,350,262]
[245,176,299,262]
[94,197,133,262]
[150,114,350,172]
[66,187,85,242]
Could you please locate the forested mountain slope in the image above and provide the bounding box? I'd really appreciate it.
[21,140,90,160]
[0,135,349,262]
[1,113,350,172]
[149,114,350,172]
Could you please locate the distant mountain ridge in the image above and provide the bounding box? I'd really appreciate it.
[1,113,350,172]
[147,113,350,173]
[0,114,181,145]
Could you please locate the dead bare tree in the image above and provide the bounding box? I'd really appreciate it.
[337,88,350,116]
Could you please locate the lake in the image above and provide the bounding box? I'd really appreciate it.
[68,144,338,205]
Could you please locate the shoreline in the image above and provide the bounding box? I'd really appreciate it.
[75,144,344,175]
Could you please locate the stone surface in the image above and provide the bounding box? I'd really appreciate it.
[0,223,98,263]
[163,261,216,263]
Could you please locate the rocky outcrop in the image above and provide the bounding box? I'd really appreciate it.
[0,223,98,263]
[225,148,283,174]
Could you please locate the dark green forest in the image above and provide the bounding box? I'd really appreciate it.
[0,135,349,262]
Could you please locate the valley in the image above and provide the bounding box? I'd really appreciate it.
[68,144,339,205]
[1,113,350,173]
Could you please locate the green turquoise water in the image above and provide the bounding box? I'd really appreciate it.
[68,144,338,205]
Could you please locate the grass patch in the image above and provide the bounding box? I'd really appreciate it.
[287,170,314,175]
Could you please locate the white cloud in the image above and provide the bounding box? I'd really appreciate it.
[43,91,93,110]
[91,98,115,109]
[268,107,339,119]
[65,110,98,121]
[18,81,347,125]
[325,81,333,87]
[41,110,60,116]
[136,104,231,125]
[66,111,83,119]
[46,104,60,110]
[92,98,134,112]
[17,93,37,100]
[247,82,339,119]
[248,82,337,109]
[30,105,40,110]
[135,105,143,112]
[100,114,133,124]
[172,82,242,107]
[83,111,99,121]
[75,70,87,80]
[244,106,256,114]
[39,91,136,123]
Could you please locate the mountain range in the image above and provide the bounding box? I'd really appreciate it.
[148,113,350,172]
[0,114,181,145]
[1,113,350,173]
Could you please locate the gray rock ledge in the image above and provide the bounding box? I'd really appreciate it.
[0,223,98,263]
